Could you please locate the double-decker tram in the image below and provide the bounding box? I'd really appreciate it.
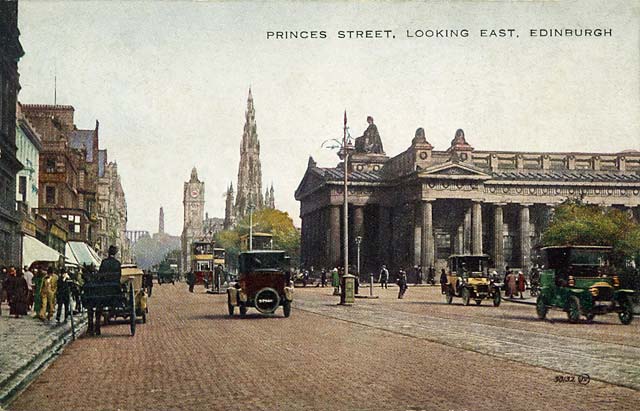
[191,240,214,285]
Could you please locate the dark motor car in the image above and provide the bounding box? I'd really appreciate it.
[227,250,294,318]
[536,245,634,324]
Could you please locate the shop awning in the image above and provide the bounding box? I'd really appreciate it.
[66,241,102,268]
[22,235,62,267]
[64,243,81,267]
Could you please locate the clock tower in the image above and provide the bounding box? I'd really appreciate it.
[181,167,205,273]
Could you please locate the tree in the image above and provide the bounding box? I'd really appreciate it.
[542,199,640,264]
[215,208,300,267]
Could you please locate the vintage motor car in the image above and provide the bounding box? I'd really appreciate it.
[444,254,501,306]
[536,245,634,324]
[157,260,176,285]
[227,250,294,317]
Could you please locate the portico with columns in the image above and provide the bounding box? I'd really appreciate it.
[295,126,640,278]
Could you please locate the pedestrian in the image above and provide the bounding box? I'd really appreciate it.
[23,266,34,310]
[320,268,327,287]
[187,271,195,293]
[49,268,59,311]
[69,268,83,313]
[440,268,448,294]
[39,267,56,321]
[416,265,423,284]
[144,270,154,297]
[4,267,29,317]
[397,269,408,299]
[517,271,526,299]
[32,268,43,318]
[56,269,71,324]
[331,267,340,295]
[507,271,517,299]
[379,264,389,289]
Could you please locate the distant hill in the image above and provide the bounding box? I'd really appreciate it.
[132,233,181,269]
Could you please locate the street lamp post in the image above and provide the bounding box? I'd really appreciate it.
[248,204,254,251]
[355,235,362,278]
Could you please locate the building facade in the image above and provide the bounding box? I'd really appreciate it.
[181,167,205,272]
[0,2,24,267]
[15,103,42,211]
[295,121,640,276]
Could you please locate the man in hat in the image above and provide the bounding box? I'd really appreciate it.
[89,245,121,336]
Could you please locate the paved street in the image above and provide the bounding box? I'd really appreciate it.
[8,284,640,411]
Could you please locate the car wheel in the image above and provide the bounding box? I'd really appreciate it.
[567,296,581,323]
[283,301,291,318]
[445,288,453,304]
[493,291,501,307]
[475,299,482,306]
[462,288,470,306]
[585,313,595,322]
[239,304,247,317]
[536,295,547,320]
[619,298,634,325]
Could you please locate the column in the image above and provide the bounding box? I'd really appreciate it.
[493,204,505,271]
[329,206,341,267]
[520,204,531,272]
[420,200,434,268]
[463,206,472,254]
[300,215,308,266]
[472,201,483,254]
[413,203,422,266]
[378,206,390,266]
[456,225,464,254]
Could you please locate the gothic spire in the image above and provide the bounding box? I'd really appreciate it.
[235,88,264,219]
[159,206,165,234]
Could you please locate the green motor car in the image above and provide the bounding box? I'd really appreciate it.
[536,245,634,324]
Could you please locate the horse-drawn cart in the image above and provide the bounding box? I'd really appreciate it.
[81,265,148,336]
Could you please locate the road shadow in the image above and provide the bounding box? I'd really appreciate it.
[190,313,285,321]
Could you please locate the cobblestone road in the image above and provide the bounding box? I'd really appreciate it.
[9,284,640,411]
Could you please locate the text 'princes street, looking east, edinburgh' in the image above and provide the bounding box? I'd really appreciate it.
[265,28,613,40]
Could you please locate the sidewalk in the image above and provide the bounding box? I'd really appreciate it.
[0,303,86,410]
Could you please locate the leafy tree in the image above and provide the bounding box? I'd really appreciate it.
[215,208,300,267]
[542,199,640,265]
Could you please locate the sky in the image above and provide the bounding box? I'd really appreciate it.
[17,0,640,235]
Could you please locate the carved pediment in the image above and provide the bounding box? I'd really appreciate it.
[294,168,327,199]
[419,162,491,180]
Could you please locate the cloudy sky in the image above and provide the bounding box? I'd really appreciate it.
[17,0,639,235]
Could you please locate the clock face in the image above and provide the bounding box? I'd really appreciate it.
[191,189,199,198]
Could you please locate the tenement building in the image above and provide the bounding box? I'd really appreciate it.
[295,120,640,276]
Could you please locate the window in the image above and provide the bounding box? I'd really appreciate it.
[62,214,81,234]
[18,176,26,202]
[46,158,55,173]
[45,186,56,204]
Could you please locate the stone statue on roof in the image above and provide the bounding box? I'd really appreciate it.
[451,129,467,147]
[355,116,384,154]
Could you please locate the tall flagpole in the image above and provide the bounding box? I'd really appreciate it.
[343,110,349,277]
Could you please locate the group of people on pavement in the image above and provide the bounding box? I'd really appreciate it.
[0,264,83,324]
[504,267,526,299]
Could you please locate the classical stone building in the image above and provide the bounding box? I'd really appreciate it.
[0,1,24,267]
[181,167,205,272]
[295,120,640,276]
[224,89,276,227]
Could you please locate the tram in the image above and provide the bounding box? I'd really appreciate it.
[191,240,214,285]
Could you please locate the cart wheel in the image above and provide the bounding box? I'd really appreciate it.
[567,296,580,323]
[493,290,501,307]
[461,288,471,306]
[619,297,634,325]
[129,283,136,336]
[283,301,291,318]
[536,295,547,319]
[239,304,247,317]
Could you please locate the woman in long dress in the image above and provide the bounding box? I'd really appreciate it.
[3,268,28,317]
[508,272,517,299]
